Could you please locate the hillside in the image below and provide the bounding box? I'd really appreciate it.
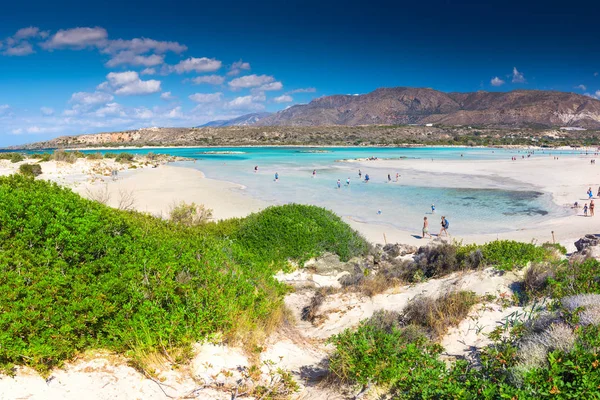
[257,88,600,128]
[199,112,272,127]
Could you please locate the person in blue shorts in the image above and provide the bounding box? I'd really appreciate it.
[365,174,370,182]
[431,204,435,214]
[274,172,279,182]
[337,179,341,189]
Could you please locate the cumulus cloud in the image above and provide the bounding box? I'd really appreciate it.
[512,67,526,83]
[274,95,293,103]
[0,104,10,116]
[575,84,587,91]
[95,102,125,117]
[105,51,164,67]
[257,81,283,91]
[0,26,49,56]
[101,38,187,55]
[160,91,175,101]
[166,106,184,118]
[99,71,161,95]
[70,91,114,105]
[229,74,275,89]
[584,92,600,99]
[42,27,108,49]
[172,57,222,73]
[490,77,505,87]
[225,95,265,111]
[14,27,49,40]
[192,75,225,85]
[141,68,156,75]
[288,87,316,94]
[2,42,34,56]
[189,92,223,103]
[40,107,54,116]
[228,60,251,76]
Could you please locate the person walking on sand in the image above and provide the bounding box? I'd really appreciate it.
[584,203,589,217]
[588,187,593,199]
[439,216,449,236]
[422,217,432,239]
[591,200,595,216]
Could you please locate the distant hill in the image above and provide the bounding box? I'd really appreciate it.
[199,112,272,127]
[256,88,600,128]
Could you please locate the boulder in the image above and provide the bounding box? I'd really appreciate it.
[574,234,600,252]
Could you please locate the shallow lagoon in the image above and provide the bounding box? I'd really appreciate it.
[82,146,577,235]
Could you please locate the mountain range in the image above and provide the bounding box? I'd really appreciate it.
[203,88,600,129]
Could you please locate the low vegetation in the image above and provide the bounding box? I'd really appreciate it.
[18,163,42,177]
[169,201,213,226]
[0,175,368,374]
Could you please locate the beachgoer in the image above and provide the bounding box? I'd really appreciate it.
[431,203,435,214]
[358,169,362,178]
[597,186,600,197]
[388,174,391,182]
[573,201,579,209]
[422,217,432,239]
[312,169,316,178]
[337,179,341,189]
[274,172,279,182]
[365,174,370,182]
[377,209,382,215]
[254,165,258,173]
[395,173,399,182]
[584,203,589,217]
[439,216,449,236]
[591,200,595,216]
[588,187,593,199]
[346,177,350,185]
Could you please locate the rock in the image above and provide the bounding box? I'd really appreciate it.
[382,243,418,258]
[574,234,600,252]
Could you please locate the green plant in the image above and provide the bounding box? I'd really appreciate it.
[85,152,104,160]
[52,150,77,163]
[18,163,42,177]
[115,152,135,163]
[169,201,213,226]
[548,258,600,298]
[10,153,24,163]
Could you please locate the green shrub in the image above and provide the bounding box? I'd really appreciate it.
[480,240,551,270]
[169,201,213,226]
[0,176,363,374]
[52,150,77,163]
[85,152,104,160]
[18,163,42,177]
[103,152,117,159]
[547,258,600,298]
[115,152,135,163]
[38,153,52,162]
[9,153,24,163]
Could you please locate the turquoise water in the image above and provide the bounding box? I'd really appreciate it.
[80,146,578,234]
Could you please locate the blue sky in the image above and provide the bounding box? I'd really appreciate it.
[1,0,599,145]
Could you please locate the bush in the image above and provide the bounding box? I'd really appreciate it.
[548,258,600,298]
[86,152,103,160]
[18,163,42,177]
[523,263,555,296]
[169,201,213,226]
[103,152,117,159]
[480,240,551,270]
[0,176,358,373]
[10,153,24,163]
[401,291,479,337]
[115,152,135,163]
[38,153,52,162]
[52,150,77,163]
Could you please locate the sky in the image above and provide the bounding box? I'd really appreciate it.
[1,0,599,146]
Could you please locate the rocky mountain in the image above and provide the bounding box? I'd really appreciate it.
[256,88,600,128]
[199,112,272,127]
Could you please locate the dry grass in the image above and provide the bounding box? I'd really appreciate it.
[401,291,479,338]
[301,287,337,324]
[517,323,575,371]
[169,201,213,226]
[85,184,111,205]
[117,188,136,211]
[562,294,600,326]
[523,263,555,295]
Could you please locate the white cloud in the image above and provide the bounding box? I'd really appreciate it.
[274,95,293,103]
[14,27,48,40]
[141,68,156,75]
[133,107,153,119]
[40,107,54,116]
[105,51,164,67]
[0,104,10,116]
[42,27,108,49]
[189,92,223,103]
[160,91,175,100]
[101,38,187,55]
[288,87,316,94]
[228,60,251,76]
[2,42,34,56]
[575,84,587,91]
[99,71,161,95]
[257,81,282,91]
[584,92,599,99]
[95,102,125,117]
[70,91,114,105]
[11,128,23,135]
[490,77,505,87]
[166,106,183,118]
[172,57,222,73]
[229,74,275,89]
[225,95,265,111]
[512,67,526,83]
[192,75,225,85]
